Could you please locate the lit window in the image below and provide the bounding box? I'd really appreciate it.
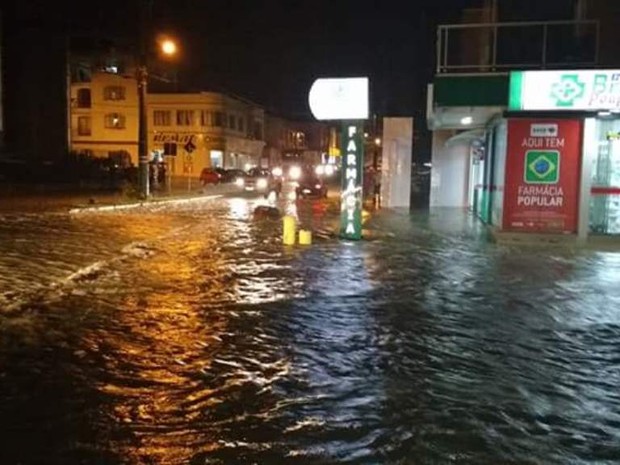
[77,116,91,135]
[153,110,171,126]
[176,110,194,126]
[105,113,126,129]
[103,86,126,101]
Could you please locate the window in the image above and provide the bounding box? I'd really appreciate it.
[253,121,263,140]
[153,110,171,126]
[103,86,126,100]
[176,110,194,126]
[104,113,126,129]
[76,88,91,108]
[77,116,91,136]
[214,112,225,127]
[238,117,245,133]
[229,115,236,130]
[200,110,212,126]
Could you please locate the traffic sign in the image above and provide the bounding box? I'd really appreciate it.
[184,136,196,153]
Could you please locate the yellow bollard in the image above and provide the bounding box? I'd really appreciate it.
[282,215,297,245]
[299,229,312,245]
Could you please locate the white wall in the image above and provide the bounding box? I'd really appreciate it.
[381,117,413,208]
[430,130,471,208]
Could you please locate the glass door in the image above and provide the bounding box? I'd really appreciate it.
[589,118,620,235]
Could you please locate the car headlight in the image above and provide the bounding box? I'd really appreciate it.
[315,165,325,176]
[235,177,245,187]
[289,166,302,180]
[272,167,283,177]
[325,164,335,176]
[256,178,268,189]
[315,184,322,189]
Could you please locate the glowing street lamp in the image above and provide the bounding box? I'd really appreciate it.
[160,39,178,57]
[137,33,180,199]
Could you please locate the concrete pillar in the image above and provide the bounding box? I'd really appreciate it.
[430,130,471,208]
[380,117,413,208]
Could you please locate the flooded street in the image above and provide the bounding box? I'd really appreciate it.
[1,196,620,464]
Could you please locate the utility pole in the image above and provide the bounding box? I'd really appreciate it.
[137,0,153,199]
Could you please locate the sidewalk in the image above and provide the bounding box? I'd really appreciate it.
[0,181,235,214]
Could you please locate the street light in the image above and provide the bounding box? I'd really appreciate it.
[160,39,177,56]
[137,33,179,199]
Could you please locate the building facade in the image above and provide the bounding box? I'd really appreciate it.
[427,2,620,241]
[69,73,266,176]
[70,71,139,165]
[263,116,333,170]
[147,92,265,177]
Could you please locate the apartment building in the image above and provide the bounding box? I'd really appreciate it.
[70,71,139,165]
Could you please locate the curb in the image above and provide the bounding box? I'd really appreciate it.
[69,194,222,214]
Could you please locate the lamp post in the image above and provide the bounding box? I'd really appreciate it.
[137,0,151,199]
[136,8,178,199]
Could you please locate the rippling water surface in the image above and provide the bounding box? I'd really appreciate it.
[1,197,619,464]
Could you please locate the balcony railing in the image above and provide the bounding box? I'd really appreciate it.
[437,20,600,74]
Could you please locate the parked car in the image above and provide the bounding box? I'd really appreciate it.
[200,168,222,185]
[295,175,328,198]
[238,168,282,197]
[224,169,246,183]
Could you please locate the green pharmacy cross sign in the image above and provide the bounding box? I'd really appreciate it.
[550,75,585,107]
[525,151,560,184]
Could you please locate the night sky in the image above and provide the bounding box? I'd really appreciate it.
[152,0,470,117]
[37,0,473,118]
[6,0,579,119]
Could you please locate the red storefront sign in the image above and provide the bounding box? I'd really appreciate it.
[503,119,582,233]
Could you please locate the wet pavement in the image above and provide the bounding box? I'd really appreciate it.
[0,193,620,464]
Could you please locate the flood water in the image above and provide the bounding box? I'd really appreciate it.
[1,195,619,464]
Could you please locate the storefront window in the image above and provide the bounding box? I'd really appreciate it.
[589,119,620,235]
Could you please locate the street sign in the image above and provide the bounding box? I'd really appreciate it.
[163,142,177,156]
[184,136,196,153]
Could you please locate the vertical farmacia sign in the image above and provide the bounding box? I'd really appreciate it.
[341,124,364,239]
[308,77,369,240]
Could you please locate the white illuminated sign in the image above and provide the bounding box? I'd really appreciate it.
[510,70,620,111]
[308,77,369,121]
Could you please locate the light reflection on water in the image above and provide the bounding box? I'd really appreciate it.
[0,201,619,464]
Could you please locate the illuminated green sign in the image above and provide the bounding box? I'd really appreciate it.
[509,70,620,111]
[340,123,364,240]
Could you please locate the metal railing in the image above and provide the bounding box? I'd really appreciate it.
[437,20,600,74]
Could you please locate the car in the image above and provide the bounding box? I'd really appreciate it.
[295,175,327,198]
[238,168,282,197]
[200,167,222,185]
[214,168,229,182]
[225,169,246,183]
